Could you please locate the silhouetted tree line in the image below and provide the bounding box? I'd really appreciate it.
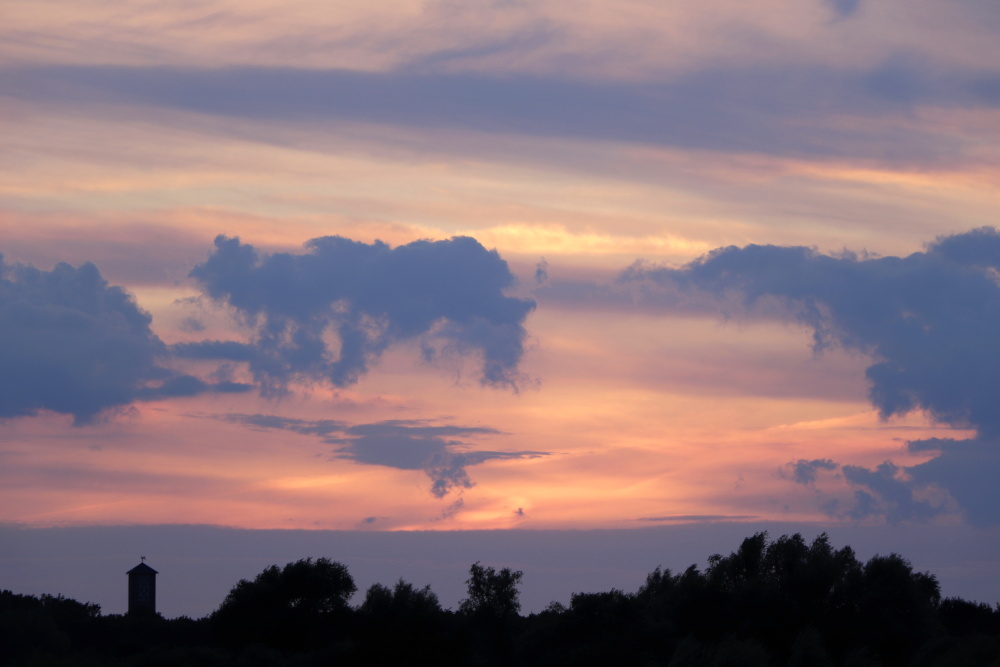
[3,533,1000,666]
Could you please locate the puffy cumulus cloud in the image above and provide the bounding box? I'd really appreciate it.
[625,227,1000,524]
[190,235,536,394]
[0,255,154,423]
[0,254,250,425]
[840,462,940,524]
[627,227,1000,435]
[219,414,548,497]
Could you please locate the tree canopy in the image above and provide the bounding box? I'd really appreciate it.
[459,561,524,620]
[210,557,355,648]
[4,533,1000,666]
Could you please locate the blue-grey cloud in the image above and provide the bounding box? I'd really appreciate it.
[825,0,860,19]
[171,340,256,361]
[0,254,254,424]
[783,458,838,485]
[219,414,547,497]
[0,255,169,423]
[436,497,465,520]
[626,227,1000,436]
[135,375,252,398]
[535,258,548,285]
[5,61,1000,164]
[190,235,535,394]
[784,452,973,525]
[841,461,940,523]
[179,316,206,333]
[905,437,1000,527]
[625,227,1000,524]
[221,413,349,437]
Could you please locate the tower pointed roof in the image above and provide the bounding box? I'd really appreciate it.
[127,562,158,575]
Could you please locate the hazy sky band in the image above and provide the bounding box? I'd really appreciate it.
[6,62,999,164]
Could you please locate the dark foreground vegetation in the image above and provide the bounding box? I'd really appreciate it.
[3,533,1000,666]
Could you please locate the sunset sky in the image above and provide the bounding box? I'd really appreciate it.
[3,0,1000,617]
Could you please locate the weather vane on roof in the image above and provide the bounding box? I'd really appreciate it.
[140,556,146,563]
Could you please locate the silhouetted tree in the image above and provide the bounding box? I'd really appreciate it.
[0,590,70,663]
[210,557,355,649]
[562,590,641,664]
[939,597,1000,637]
[459,561,523,620]
[356,579,452,662]
[359,579,444,635]
[852,552,942,665]
[458,562,524,665]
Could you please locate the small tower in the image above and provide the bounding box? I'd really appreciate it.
[126,558,158,615]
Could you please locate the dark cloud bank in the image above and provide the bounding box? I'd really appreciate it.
[218,414,547,498]
[624,227,1000,525]
[0,255,245,424]
[1,235,533,427]
[187,235,535,394]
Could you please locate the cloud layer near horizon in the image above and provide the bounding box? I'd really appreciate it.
[625,227,1000,524]
[218,414,546,498]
